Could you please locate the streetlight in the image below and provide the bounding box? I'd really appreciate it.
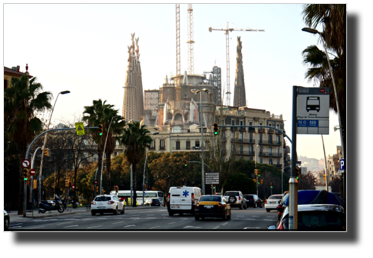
[254,144,260,196]
[100,115,121,195]
[302,27,345,199]
[38,90,70,208]
[191,88,210,194]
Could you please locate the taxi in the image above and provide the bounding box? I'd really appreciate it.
[195,195,231,220]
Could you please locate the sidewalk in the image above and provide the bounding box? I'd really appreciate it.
[7,205,163,221]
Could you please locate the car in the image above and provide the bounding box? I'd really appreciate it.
[4,210,9,230]
[91,194,125,215]
[265,194,283,212]
[244,194,263,208]
[276,190,345,221]
[195,195,231,220]
[151,199,160,206]
[267,204,346,231]
[224,191,247,209]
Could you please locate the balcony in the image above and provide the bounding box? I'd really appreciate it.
[236,151,255,156]
[259,152,282,157]
[248,127,256,133]
[239,127,246,132]
[233,138,255,144]
[258,128,265,134]
[231,127,237,131]
[258,140,281,146]
[268,129,275,134]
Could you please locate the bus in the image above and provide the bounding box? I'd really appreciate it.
[110,190,164,206]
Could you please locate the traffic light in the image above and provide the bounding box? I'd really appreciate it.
[69,182,72,190]
[323,174,326,181]
[98,124,103,136]
[44,148,50,157]
[257,170,261,177]
[213,123,218,135]
[65,179,69,187]
[254,169,258,176]
[261,180,264,185]
[184,161,187,167]
[23,168,28,181]
[33,179,37,189]
[270,182,273,188]
[295,166,300,180]
[144,184,147,190]
[253,179,256,183]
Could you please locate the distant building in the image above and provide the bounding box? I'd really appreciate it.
[122,33,144,121]
[4,64,32,90]
[233,36,246,107]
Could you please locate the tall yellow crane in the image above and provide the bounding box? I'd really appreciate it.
[209,22,264,106]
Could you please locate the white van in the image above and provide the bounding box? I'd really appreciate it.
[167,186,202,216]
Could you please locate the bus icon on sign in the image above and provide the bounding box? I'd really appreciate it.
[306,97,320,112]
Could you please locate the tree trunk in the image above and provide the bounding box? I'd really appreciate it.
[132,164,137,207]
[97,149,103,195]
[17,146,26,215]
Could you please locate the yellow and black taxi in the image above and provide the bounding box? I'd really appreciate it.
[195,195,231,220]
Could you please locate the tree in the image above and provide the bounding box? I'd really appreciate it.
[118,122,152,207]
[302,4,346,155]
[4,75,52,214]
[298,171,316,190]
[83,99,126,194]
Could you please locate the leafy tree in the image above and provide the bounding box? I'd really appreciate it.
[118,122,152,206]
[298,171,316,190]
[4,75,52,214]
[83,99,126,194]
[224,173,256,194]
[302,4,346,155]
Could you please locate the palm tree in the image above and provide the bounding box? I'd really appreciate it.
[118,122,152,207]
[302,4,346,154]
[82,99,126,195]
[4,75,53,214]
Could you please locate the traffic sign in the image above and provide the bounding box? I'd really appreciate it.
[22,159,31,168]
[30,168,36,176]
[75,122,85,136]
[94,180,98,184]
[296,87,330,135]
[340,159,345,172]
[72,185,75,190]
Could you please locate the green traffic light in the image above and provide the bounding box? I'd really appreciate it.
[24,177,27,181]
[214,131,218,135]
[99,132,103,136]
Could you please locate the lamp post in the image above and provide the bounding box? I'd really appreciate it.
[100,115,121,195]
[191,88,210,194]
[302,27,345,199]
[38,90,70,207]
[255,144,259,196]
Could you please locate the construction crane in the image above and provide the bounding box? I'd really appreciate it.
[209,22,264,106]
[187,4,194,75]
[175,4,181,84]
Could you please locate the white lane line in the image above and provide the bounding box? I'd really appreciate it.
[213,226,220,229]
[243,227,261,229]
[222,222,229,226]
[246,218,256,220]
[64,225,78,228]
[146,217,156,219]
[123,225,136,228]
[150,226,160,229]
[168,222,176,224]
[112,221,125,224]
[56,221,74,225]
[87,225,102,229]
[263,219,277,221]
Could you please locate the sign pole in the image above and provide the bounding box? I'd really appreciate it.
[289,86,298,230]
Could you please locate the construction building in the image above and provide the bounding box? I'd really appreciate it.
[233,37,246,107]
[122,33,144,121]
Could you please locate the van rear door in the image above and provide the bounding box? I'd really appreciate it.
[170,188,181,210]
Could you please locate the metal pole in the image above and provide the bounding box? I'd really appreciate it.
[142,149,148,206]
[94,168,98,198]
[289,86,298,230]
[321,135,329,191]
[130,164,133,205]
[200,91,205,194]
[255,144,259,196]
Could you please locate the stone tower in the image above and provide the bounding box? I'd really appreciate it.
[233,36,246,107]
[122,33,144,121]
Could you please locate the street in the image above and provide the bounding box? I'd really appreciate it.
[7,206,278,231]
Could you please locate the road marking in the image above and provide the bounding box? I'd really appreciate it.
[112,221,125,224]
[222,222,229,226]
[64,225,78,228]
[56,222,73,225]
[263,219,277,221]
[150,226,160,229]
[252,215,259,217]
[146,217,156,219]
[213,226,220,229]
[184,226,201,229]
[10,226,22,228]
[246,219,256,220]
[87,225,102,229]
[123,225,136,228]
[168,222,176,224]
[243,227,261,229]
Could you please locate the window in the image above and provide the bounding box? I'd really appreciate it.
[277,159,280,165]
[186,141,190,150]
[268,135,272,143]
[231,120,235,125]
[277,136,281,144]
[232,132,234,138]
[240,145,243,154]
[250,133,253,141]
[260,158,263,163]
[249,146,253,154]
[195,140,200,148]
[269,158,273,165]
[176,141,180,150]
[277,147,280,156]
[160,140,165,150]
[240,132,243,141]
[150,140,155,150]
[259,134,262,143]
[269,147,272,155]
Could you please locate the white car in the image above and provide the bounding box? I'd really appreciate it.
[265,194,284,212]
[91,194,125,215]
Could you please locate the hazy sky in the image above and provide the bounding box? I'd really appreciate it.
[4,3,342,160]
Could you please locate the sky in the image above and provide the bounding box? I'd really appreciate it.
[3,3,343,161]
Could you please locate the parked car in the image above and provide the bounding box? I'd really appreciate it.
[224,191,247,209]
[265,194,283,212]
[244,194,263,208]
[267,204,346,231]
[276,190,345,221]
[151,199,160,206]
[4,210,9,230]
[195,195,231,220]
[91,194,125,215]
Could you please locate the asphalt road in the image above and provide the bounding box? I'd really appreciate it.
[7,206,278,231]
